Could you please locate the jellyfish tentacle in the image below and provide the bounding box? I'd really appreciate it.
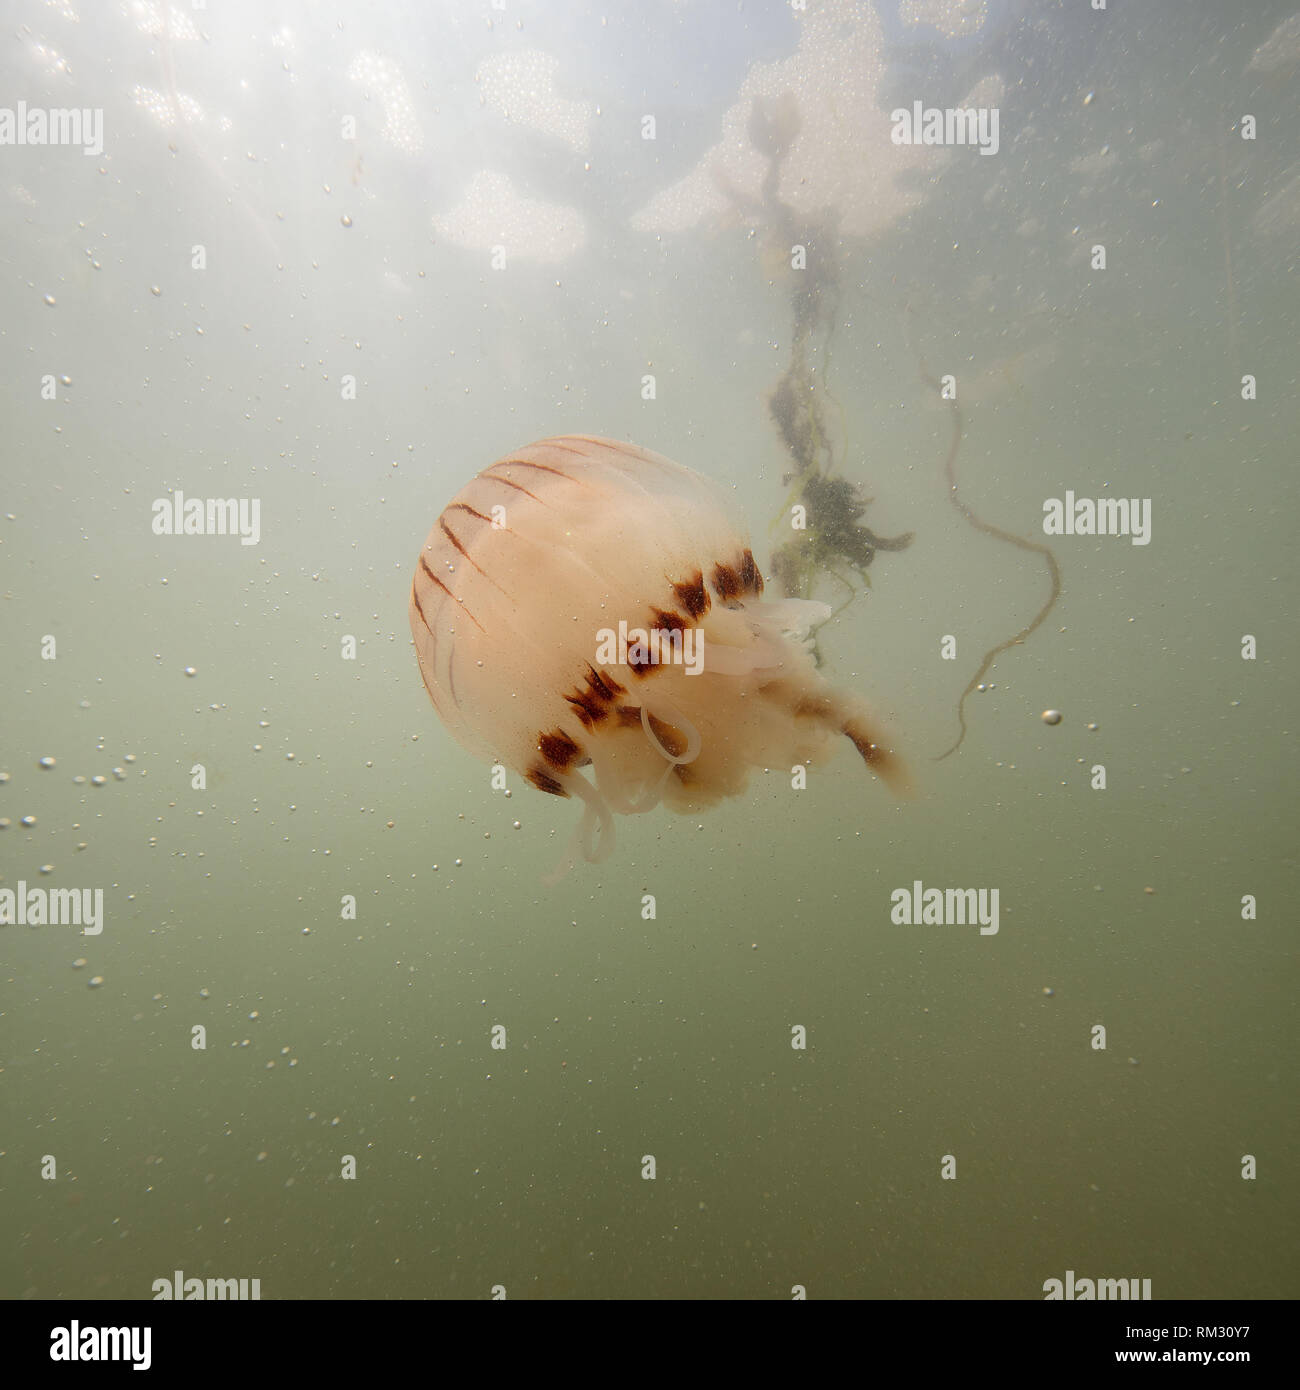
[542,770,617,882]
[640,696,702,766]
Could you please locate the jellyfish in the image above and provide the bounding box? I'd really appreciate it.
[409,436,908,868]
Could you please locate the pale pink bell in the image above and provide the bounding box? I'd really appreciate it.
[409,436,907,865]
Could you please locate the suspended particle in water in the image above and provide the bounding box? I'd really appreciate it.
[1041,709,1063,726]
[88,976,104,988]
[184,667,197,677]
[39,757,56,769]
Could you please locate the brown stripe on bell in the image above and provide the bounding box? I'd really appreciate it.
[538,728,582,771]
[564,663,625,729]
[526,767,569,797]
[671,571,711,619]
[738,548,764,596]
[710,551,764,602]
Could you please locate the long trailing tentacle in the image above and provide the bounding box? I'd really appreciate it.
[904,302,1062,760]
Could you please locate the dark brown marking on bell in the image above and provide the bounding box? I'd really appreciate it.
[417,554,485,632]
[526,767,569,797]
[538,729,582,771]
[438,517,485,574]
[447,502,494,524]
[409,581,432,636]
[563,664,626,728]
[588,665,625,699]
[711,561,742,601]
[627,644,657,676]
[616,705,643,729]
[480,472,542,502]
[495,459,584,483]
[739,548,764,596]
[671,571,711,619]
[673,761,694,784]
[417,553,454,602]
[564,688,605,729]
[649,607,689,634]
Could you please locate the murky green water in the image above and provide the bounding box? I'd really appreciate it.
[2,0,1296,1299]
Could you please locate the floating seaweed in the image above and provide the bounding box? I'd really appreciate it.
[735,93,913,637]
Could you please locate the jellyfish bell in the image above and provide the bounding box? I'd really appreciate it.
[409,435,908,871]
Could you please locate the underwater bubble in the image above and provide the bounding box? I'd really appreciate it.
[1041,709,1062,726]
